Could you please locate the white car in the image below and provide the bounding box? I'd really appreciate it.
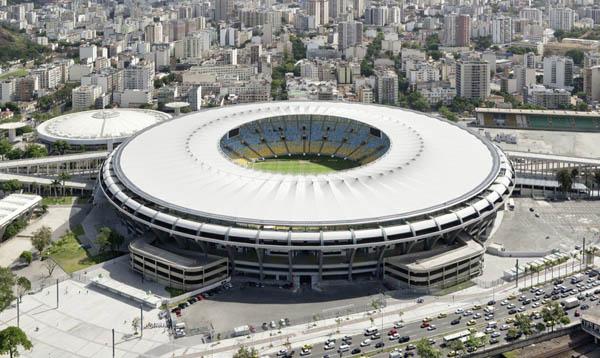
[491,332,501,338]
[500,300,508,306]
[484,327,494,333]
[277,349,288,356]
[427,325,437,331]
[500,324,509,331]
[389,333,399,340]
[394,321,404,328]
[360,339,372,347]
[337,344,350,353]
[473,313,482,319]
[455,308,464,314]
[300,349,311,356]
[532,302,540,308]
[324,342,335,350]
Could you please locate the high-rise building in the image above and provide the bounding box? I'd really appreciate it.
[183,31,211,58]
[523,52,536,69]
[0,80,15,104]
[519,8,543,25]
[188,85,202,111]
[338,20,363,50]
[79,44,97,63]
[15,75,38,102]
[214,0,233,21]
[249,44,262,64]
[365,6,387,27]
[72,85,103,111]
[491,16,512,44]
[456,61,490,100]
[543,56,574,90]
[307,0,329,26]
[123,62,155,91]
[513,65,536,91]
[549,7,574,31]
[329,0,347,19]
[145,22,163,44]
[353,0,365,19]
[584,53,600,102]
[32,64,62,90]
[375,69,398,105]
[442,14,471,47]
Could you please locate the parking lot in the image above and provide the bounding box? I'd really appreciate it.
[178,280,390,336]
[492,198,600,253]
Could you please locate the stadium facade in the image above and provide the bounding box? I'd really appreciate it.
[98,102,515,290]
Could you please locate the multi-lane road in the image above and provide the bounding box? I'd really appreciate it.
[275,271,600,358]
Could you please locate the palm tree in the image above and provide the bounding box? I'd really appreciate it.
[593,170,600,198]
[50,179,60,197]
[556,169,573,197]
[57,172,71,196]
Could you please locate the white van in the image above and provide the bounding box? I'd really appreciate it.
[364,326,378,336]
[487,321,497,328]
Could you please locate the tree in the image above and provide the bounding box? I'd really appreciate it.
[31,226,52,255]
[514,313,533,336]
[535,321,546,332]
[15,277,30,302]
[0,180,22,193]
[18,251,31,265]
[43,258,57,277]
[5,148,23,160]
[131,317,141,335]
[416,338,441,358]
[448,339,464,353]
[52,140,71,155]
[556,169,573,195]
[0,326,32,358]
[0,139,12,156]
[506,327,519,340]
[57,172,71,195]
[565,49,584,65]
[233,346,259,358]
[0,268,15,312]
[22,144,47,159]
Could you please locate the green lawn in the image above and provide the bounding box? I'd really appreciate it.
[432,280,476,296]
[247,155,359,174]
[0,68,27,80]
[42,196,76,206]
[47,231,120,273]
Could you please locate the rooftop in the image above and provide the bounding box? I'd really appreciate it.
[36,109,171,145]
[113,101,501,226]
[0,194,42,228]
[475,108,600,117]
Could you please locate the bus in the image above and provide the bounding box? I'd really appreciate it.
[443,330,471,345]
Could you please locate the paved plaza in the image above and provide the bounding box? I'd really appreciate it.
[491,197,600,253]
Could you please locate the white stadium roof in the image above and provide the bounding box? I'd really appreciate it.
[36,109,171,145]
[113,102,500,226]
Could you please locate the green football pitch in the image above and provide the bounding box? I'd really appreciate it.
[247,155,359,174]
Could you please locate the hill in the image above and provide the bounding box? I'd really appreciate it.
[0,26,48,65]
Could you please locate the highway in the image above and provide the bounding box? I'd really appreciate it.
[275,271,600,358]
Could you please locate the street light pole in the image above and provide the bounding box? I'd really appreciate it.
[16,298,19,328]
[140,304,143,338]
[56,279,59,309]
[515,259,519,288]
[112,328,115,358]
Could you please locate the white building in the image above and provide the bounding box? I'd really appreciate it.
[549,7,574,31]
[79,44,97,63]
[492,16,512,44]
[543,56,574,91]
[0,80,16,104]
[72,85,102,111]
[123,62,155,91]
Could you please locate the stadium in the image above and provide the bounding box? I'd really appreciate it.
[98,102,515,291]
